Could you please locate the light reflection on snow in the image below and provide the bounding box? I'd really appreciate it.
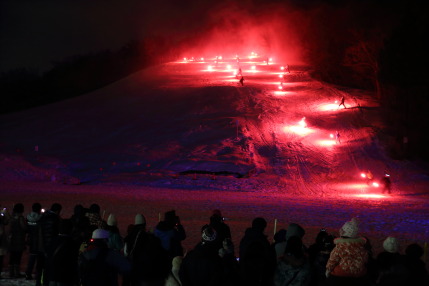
[284,125,314,136]
[316,140,336,146]
[273,91,291,96]
[318,103,339,111]
[353,194,388,199]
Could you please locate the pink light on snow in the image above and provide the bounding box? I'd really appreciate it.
[284,125,314,136]
[316,140,336,147]
[273,91,292,96]
[318,103,339,111]
[353,194,387,199]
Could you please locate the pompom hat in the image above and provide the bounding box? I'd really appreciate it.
[383,237,399,253]
[340,217,360,238]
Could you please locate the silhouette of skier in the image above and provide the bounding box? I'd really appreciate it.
[239,76,244,86]
[339,96,346,109]
[335,131,341,144]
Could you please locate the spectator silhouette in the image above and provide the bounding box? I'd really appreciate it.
[179,226,223,286]
[273,235,312,286]
[218,238,240,286]
[70,204,91,245]
[308,229,335,286]
[123,213,147,286]
[275,223,306,261]
[8,203,26,278]
[128,219,170,286]
[239,217,277,286]
[25,202,44,281]
[376,236,408,286]
[79,228,131,286]
[325,217,369,286]
[39,203,62,286]
[154,210,186,262]
[403,243,429,286]
[85,203,105,231]
[48,219,80,286]
[0,205,10,279]
[105,214,124,252]
[201,209,231,251]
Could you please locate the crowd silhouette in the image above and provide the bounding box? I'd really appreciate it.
[0,202,428,286]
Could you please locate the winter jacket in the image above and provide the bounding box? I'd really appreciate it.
[0,213,9,256]
[179,242,224,286]
[129,230,170,284]
[104,225,123,252]
[123,224,145,257]
[238,227,277,286]
[9,213,26,252]
[79,242,131,286]
[26,211,43,253]
[48,234,80,284]
[40,210,61,255]
[274,254,312,286]
[326,237,368,277]
[154,221,186,259]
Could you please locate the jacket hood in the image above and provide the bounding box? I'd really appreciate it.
[27,212,42,223]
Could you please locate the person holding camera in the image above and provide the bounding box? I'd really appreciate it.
[154,210,186,262]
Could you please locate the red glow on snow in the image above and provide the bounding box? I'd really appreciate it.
[353,194,388,199]
[299,117,307,128]
[316,140,336,147]
[285,125,314,136]
[273,91,292,96]
[318,103,339,112]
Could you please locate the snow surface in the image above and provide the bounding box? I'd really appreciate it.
[1,57,429,284]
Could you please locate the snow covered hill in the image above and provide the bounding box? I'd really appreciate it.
[1,57,428,282]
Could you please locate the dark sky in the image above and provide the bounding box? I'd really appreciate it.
[0,0,411,74]
[0,0,314,73]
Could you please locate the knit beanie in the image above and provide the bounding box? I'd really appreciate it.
[340,217,360,238]
[107,214,117,226]
[383,237,399,253]
[135,214,146,225]
[92,228,110,239]
[202,226,217,243]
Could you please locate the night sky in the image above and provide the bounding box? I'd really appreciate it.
[0,0,328,73]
